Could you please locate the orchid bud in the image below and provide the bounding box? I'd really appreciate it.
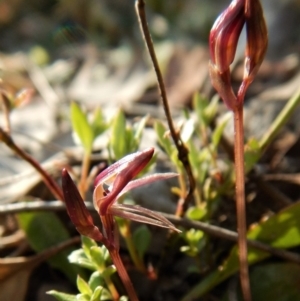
[209,0,245,73]
[238,0,268,99]
[62,168,104,242]
[209,0,245,110]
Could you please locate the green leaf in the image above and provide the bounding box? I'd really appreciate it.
[132,115,148,147]
[47,291,77,301]
[17,211,78,282]
[76,293,90,301]
[125,127,134,153]
[133,225,152,259]
[90,246,106,270]
[212,112,230,147]
[244,138,262,172]
[186,207,207,221]
[182,201,300,301]
[101,265,116,280]
[91,108,107,138]
[91,286,103,301]
[154,120,173,157]
[181,228,206,257]
[204,94,219,123]
[193,93,209,125]
[88,271,105,291]
[71,102,94,152]
[98,287,113,300]
[81,236,97,258]
[68,249,97,271]
[77,275,92,296]
[110,110,127,159]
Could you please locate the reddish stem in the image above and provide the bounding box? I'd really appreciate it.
[0,128,64,201]
[109,248,139,301]
[233,105,252,301]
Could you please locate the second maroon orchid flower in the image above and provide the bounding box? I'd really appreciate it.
[62,147,180,250]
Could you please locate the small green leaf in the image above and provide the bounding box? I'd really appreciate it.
[47,291,77,301]
[244,137,262,172]
[102,265,116,279]
[98,287,113,300]
[17,211,78,282]
[119,296,129,301]
[77,275,92,296]
[90,246,106,270]
[101,246,110,262]
[212,112,231,147]
[125,127,134,153]
[71,102,94,152]
[90,287,112,301]
[154,120,173,157]
[186,207,207,221]
[76,293,90,301]
[90,286,103,301]
[193,93,209,125]
[204,94,219,123]
[133,115,148,144]
[133,225,152,259]
[88,271,105,291]
[193,93,218,126]
[110,110,127,159]
[180,229,206,257]
[68,249,96,271]
[91,108,107,138]
[81,236,97,257]
[187,141,200,178]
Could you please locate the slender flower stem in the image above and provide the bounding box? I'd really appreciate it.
[109,248,139,301]
[125,233,147,273]
[233,105,252,301]
[121,220,147,273]
[135,0,195,215]
[0,127,63,201]
[100,269,120,300]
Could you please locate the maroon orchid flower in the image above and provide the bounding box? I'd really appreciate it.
[62,147,179,249]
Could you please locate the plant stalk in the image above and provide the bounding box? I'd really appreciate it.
[120,220,147,273]
[109,248,139,301]
[135,0,195,215]
[100,269,120,300]
[0,127,63,201]
[233,106,251,301]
